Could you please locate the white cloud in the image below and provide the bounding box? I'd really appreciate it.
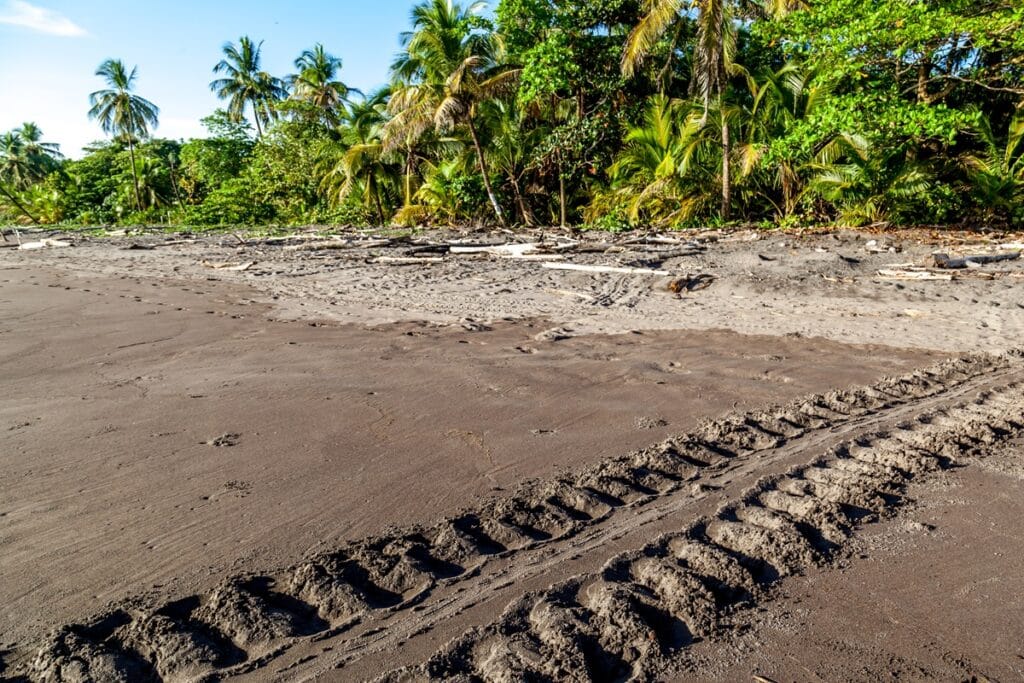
[0,1,86,37]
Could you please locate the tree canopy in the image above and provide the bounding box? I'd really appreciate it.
[3,0,1022,229]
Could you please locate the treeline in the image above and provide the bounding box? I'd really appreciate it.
[2,0,1022,230]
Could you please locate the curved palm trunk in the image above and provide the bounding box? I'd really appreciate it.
[510,173,534,227]
[0,183,39,225]
[558,162,567,228]
[404,147,414,208]
[168,163,184,206]
[252,101,264,139]
[721,109,731,220]
[466,117,505,227]
[369,170,385,226]
[126,136,143,212]
[125,108,144,212]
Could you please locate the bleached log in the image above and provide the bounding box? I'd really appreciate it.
[17,239,70,250]
[541,262,672,276]
[370,256,444,264]
[876,269,954,281]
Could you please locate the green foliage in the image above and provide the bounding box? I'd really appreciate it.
[180,177,272,225]
[6,0,1024,229]
[178,111,254,200]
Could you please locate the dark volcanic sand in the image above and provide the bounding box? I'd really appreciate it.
[686,449,1024,683]
[0,262,935,651]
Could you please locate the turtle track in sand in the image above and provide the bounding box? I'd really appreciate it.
[381,368,1024,682]
[19,352,1022,682]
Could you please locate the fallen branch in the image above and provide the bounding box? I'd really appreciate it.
[283,238,393,251]
[450,243,541,257]
[932,251,1021,269]
[542,262,672,276]
[17,238,70,251]
[876,269,954,281]
[202,260,255,271]
[369,256,444,265]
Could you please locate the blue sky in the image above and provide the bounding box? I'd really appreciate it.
[0,0,440,157]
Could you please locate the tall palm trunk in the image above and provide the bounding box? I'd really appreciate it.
[0,184,39,225]
[558,156,567,228]
[369,171,385,225]
[168,161,184,206]
[467,117,505,227]
[126,109,143,212]
[126,136,143,212]
[252,101,264,138]
[404,147,414,207]
[721,109,731,220]
[509,173,533,226]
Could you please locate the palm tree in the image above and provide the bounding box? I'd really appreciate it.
[16,122,63,177]
[289,44,360,125]
[138,156,171,209]
[960,111,1024,224]
[387,0,516,226]
[0,132,40,225]
[623,0,737,219]
[320,95,399,224]
[735,63,831,218]
[211,37,287,138]
[0,131,32,190]
[806,134,933,226]
[88,59,160,212]
[410,158,465,221]
[592,95,717,226]
[484,99,539,225]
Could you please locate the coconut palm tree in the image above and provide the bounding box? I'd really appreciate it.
[593,95,718,226]
[735,63,831,218]
[119,155,171,210]
[289,44,360,125]
[320,94,400,224]
[0,131,32,190]
[211,37,287,138]
[960,111,1024,224]
[623,0,737,219]
[88,59,160,212]
[16,122,63,177]
[483,99,539,225]
[0,131,41,226]
[805,134,934,226]
[387,0,517,226]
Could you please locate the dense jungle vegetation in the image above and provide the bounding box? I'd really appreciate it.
[2,0,1022,230]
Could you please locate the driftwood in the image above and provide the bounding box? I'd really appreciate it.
[404,244,451,256]
[932,251,1021,269]
[201,260,255,271]
[876,269,954,281]
[542,262,672,276]
[283,238,393,251]
[370,256,444,265]
[450,243,541,257]
[17,239,70,250]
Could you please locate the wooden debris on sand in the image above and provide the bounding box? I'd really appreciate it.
[370,256,444,265]
[932,251,1021,269]
[541,262,673,276]
[17,239,71,250]
[284,238,393,251]
[450,242,577,258]
[876,268,954,281]
[201,260,255,271]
